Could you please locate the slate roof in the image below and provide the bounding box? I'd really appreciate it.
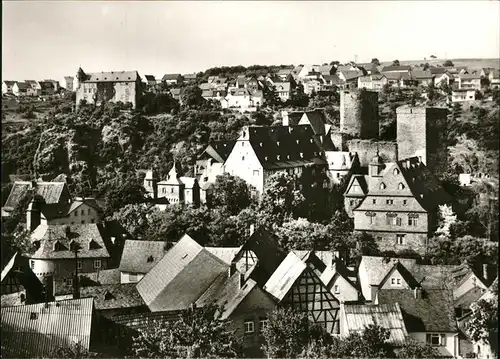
[410,70,434,80]
[41,198,101,221]
[232,227,287,287]
[355,157,451,213]
[136,234,228,312]
[381,65,411,72]
[144,75,156,82]
[360,256,418,286]
[321,257,358,289]
[4,181,69,210]
[340,70,362,81]
[299,111,329,136]
[459,73,481,80]
[343,303,408,345]
[345,174,369,197]
[383,72,404,81]
[162,73,182,81]
[322,74,343,84]
[15,82,31,90]
[83,268,121,285]
[3,80,17,86]
[119,240,168,274]
[80,284,146,310]
[454,287,487,309]
[205,247,241,265]
[195,272,263,319]
[83,71,139,82]
[30,224,110,260]
[264,252,307,301]
[243,125,327,170]
[273,82,291,92]
[377,289,458,332]
[1,298,94,356]
[319,64,335,74]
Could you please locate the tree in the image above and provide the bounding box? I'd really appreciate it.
[275,218,335,251]
[425,235,498,266]
[132,303,242,358]
[259,172,305,228]
[289,83,309,107]
[263,85,281,107]
[448,134,491,174]
[180,85,204,108]
[397,338,439,358]
[98,172,146,217]
[475,89,484,101]
[435,204,458,238]
[443,60,454,67]
[392,59,400,66]
[262,307,331,359]
[110,203,156,239]
[371,58,381,66]
[207,173,254,215]
[341,324,394,358]
[466,291,498,356]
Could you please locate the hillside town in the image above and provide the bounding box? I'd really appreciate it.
[2,2,499,359]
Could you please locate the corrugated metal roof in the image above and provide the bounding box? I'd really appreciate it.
[264,252,306,301]
[1,298,94,356]
[136,234,228,312]
[343,303,407,345]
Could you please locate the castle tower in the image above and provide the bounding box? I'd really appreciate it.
[396,105,448,175]
[340,89,379,140]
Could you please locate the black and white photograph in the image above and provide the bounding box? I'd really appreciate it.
[1,1,499,358]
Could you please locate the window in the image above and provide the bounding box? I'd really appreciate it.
[129,273,138,282]
[242,156,245,161]
[372,199,376,204]
[88,209,91,215]
[396,217,402,226]
[242,142,245,147]
[77,260,82,270]
[403,200,407,206]
[81,220,85,224]
[334,285,340,294]
[171,188,174,193]
[30,260,35,269]
[91,219,95,223]
[398,183,405,190]
[391,278,396,285]
[253,170,260,176]
[66,277,73,286]
[386,199,394,205]
[426,334,446,346]
[259,318,269,332]
[94,259,101,269]
[352,184,360,192]
[397,278,401,285]
[396,234,406,245]
[408,217,418,226]
[350,200,354,206]
[81,209,85,215]
[380,183,386,189]
[244,320,255,333]
[74,211,78,217]
[369,215,374,224]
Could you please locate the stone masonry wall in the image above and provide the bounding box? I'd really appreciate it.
[340,89,379,140]
[347,139,398,168]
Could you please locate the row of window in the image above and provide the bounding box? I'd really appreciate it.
[379,182,405,190]
[30,259,102,271]
[367,215,418,227]
[244,318,268,333]
[74,209,93,217]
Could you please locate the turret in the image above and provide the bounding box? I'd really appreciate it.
[27,199,41,232]
[368,151,384,177]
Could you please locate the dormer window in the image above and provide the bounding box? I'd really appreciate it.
[296,140,299,144]
[260,142,263,147]
[310,139,313,143]
[53,241,66,251]
[264,156,268,161]
[287,155,290,159]
[147,255,154,263]
[380,183,386,190]
[300,153,304,158]
[398,183,405,190]
[277,155,281,160]
[277,141,280,146]
[393,168,400,175]
[88,239,101,250]
[104,291,114,300]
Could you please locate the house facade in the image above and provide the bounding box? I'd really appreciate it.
[357,74,388,91]
[223,125,327,195]
[2,81,16,94]
[63,76,74,91]
[458,74,481,90]
[39,198,102,226]
[273,82,291,101]
[156,163,200,206]
[75,68,142,109]
[451,89,476,102]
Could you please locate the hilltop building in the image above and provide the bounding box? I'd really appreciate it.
[75,67,142,109]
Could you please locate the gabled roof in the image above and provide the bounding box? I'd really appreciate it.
[344,174,369,197]
[144,75,156,81]
[240,125,327,170]
[383,72,404,81]
[377,289,458,332]
[30,224,110,260]
[429,67,447,75]
[1,298,94,356]
[198,140,237,163]
[136,234,228,312]
[273,82,291,92]
[360,256,418,286]
[298,111,329,136]
[322,74,343,84]
[378,261,420,289]
[409,70,434,80]
[343,303,408,345]
[84,71,139,82]
[459,73,481,80]
[4,181,69,210]
[320,257,358,290]
[41,198,101,221]
[119,240,168,274]
[195,272,264,319]
[339,70,362,81]
[381,65,411,72]
[264,251,307,301]
[162,73,182,81]
[14,82,31,90]
[319,64,335,74]
[3,80,17,86]
[232,227,287,287]
[80,284,146,310]
[205,247,241,265]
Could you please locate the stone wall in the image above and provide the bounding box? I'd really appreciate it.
[340,89,379,140]
[347,139,398,168]
[356,230,428,255]
[396,106,448,175]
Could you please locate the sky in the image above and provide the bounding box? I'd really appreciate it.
[2,1,500,83]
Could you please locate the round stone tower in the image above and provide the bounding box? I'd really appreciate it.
[340,89,379,140]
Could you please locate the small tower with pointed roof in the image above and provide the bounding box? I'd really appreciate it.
[157,162,185,204]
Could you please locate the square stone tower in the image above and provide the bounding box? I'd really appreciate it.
[396,105,448,175]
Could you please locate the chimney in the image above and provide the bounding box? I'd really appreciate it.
[249,224,255,236]
[239,272,245,288]
[414,286,422,299]
[483,264,488,282]
[26,200,41,232]
[228,262,236,278]
[282,111,289,126]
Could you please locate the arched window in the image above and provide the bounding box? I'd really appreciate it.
[380,183,386,190]
[398,183,405,190]
[393,168,400,175]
